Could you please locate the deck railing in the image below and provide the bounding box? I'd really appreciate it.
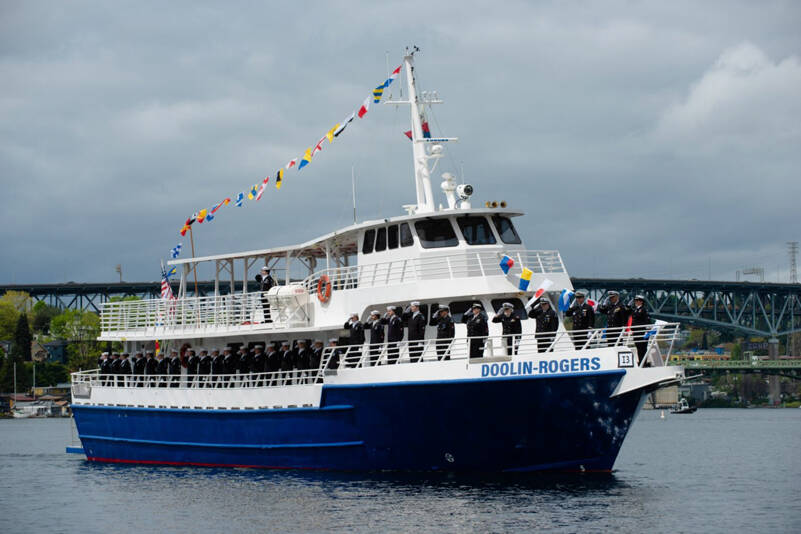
[74,323,680,394]
[99,250,564,335]
[301,249,565,293]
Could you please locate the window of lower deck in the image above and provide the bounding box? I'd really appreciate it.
[414,219,458,248]
[490,298,528,320]
[457,216,497,245]
[492,215,522,244]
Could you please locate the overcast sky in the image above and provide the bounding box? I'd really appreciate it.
[1,1,800,285]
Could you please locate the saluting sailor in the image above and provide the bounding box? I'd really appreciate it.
[403,301,427,363]
[527,297,559,353]
[492,302,522,356]
[464,303,489,359]
[365,310,385,366]
[255,266,275,323]
[597,290,630,345]
[565,291,595,349]
[343,313,365,367]
[429,305,455,360]
[381,306,403,364]
[630,295,651,365]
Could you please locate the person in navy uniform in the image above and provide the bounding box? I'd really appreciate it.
[155,352,168,387]
[343,313,365,367]
[266,344,281,385]
[186,349,199,387]
[493,302,522,356]
[118,353,132,386]
[168,350,181,387]
[109,352,121,385]
[198,349,212,387]
[212,348,227,387]
[430,305,455,360]
[309,340,324,381]
[565,291,595,349]
[133,351,146,386]
[279,342,295,384]
[255,266,276,323]
[223,347,238,386]
[325,338,343,370]
[528,298,559,353]
[365,310,385,366]
[251,345,266,386]
[99,352,110,386]
[381,306,403,364]
[294,340,311,382]
[403,301,427,363]
[597,290,630,344]
[144,351,157,386]
[464,303,489,358]
[630,295,651,365]
[237,346,251,387]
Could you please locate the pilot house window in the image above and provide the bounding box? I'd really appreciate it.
[375,227,387,252]
[492,215,522,244]
[400,223,414,247]
[388,225,399,249]
[457,216,496,245]
[362,229,375,254]
[414,219,459,249]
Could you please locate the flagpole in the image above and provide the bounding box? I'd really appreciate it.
[188,225,199,297]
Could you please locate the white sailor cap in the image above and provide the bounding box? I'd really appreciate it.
[386,306,395,311]
[314,339,323,345]
[170,349,178,354]
[370,310,380,316]
[101,351,109,356]
[211,348,220,354]
[502,302,514,309]
[539,297,550,304]
[298,339,307,345]
[410,301,420,307]
[281,341,290,347]
[438,305,450,312]
[471,302,483,309]
[199,348,208,353]
[350,312,359,317]
[223,346,232,352]
[634,294,645,300]
[255,344,264,349]
[328,337,338,343]
[608,290,619,296]
[575,291,586,297]
[261,266,269,271]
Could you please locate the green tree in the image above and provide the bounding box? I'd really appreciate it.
[31,301,60,334]
[0,301,18,340]
[51,309,101,371]
[12,313,32,361]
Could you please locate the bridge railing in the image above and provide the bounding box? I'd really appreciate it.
[669,358,801,369]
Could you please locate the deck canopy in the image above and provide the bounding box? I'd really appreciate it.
[167,208,523,297]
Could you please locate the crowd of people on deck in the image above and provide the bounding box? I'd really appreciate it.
[96,290,652,387]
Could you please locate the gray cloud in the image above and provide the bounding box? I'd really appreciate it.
[1,1,800,284]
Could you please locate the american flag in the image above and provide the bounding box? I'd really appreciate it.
[161,268,176,300]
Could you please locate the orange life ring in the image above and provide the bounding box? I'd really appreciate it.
[317,274,332,303]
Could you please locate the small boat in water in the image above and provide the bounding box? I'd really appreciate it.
[670,398,697,414]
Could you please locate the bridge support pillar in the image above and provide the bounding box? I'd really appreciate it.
[768,338,781,405]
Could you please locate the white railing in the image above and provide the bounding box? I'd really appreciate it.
[76,323,680,393]
[100,291,310,335]
[100,250,563,334]
[301,249,565,293]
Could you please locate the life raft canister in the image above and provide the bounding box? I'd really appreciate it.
[317,274,332,303]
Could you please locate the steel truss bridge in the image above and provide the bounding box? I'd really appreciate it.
[572,278,801,340]
[3,278,801,338]
[671,359,801,380]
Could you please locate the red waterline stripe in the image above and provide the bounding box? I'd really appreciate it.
[87,456,329,470]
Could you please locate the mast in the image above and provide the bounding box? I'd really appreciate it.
[403,53,435,214]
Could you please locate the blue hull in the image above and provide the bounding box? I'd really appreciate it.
[72,370,642,472]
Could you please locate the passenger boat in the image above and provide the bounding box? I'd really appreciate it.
[70,52,685,472]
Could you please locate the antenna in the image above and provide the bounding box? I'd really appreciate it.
[788,241,798,283]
